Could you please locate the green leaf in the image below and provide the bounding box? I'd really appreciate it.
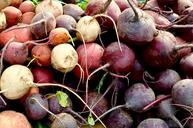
[96,72,108,94]
[87,113,95,126]
[56,91,70,108]
[31,121,49,128]
[76,0,90,10]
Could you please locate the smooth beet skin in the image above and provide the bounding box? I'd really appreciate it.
[179,53,193,76]
[102,42,135,74]
[137,118,169,128]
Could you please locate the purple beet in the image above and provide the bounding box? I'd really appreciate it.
[105,109,133,128]
[137,118,169,128]
[179,53,193,76]
[149,69,181,94]
[172,79,193,108]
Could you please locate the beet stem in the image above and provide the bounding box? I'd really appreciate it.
[143,95,171,111]
[127,0,139,21]
[94,104,126,122]
[174,44,193,51]
[85,63,110,104]
[0,96,6,106]
[170,115,184,128]
[35,83,107,128]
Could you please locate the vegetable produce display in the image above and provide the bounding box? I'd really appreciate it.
[2,0,193,128]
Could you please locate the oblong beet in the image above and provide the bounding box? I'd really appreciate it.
[137,118,169,128]
[102,42,135,74]
[172,79,193,107]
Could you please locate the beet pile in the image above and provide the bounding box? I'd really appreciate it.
[1,0,193,127]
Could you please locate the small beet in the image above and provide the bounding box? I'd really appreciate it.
[56,15,76,32]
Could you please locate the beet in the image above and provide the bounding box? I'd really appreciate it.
[137,118,169,128]
[141,30,178,70]
[56,15,76,32]
[105,109,133,128]
[102,42,135,74]
[157,0,177,9]
[172,79,193,108]
[63,4,84,21]
[175,37,191,58]
[117,1,158,45]
[179,53,193,76]
[125,83,155,112]
[25,93,48,120]
[149,69,181,94]
[31,67,54,83]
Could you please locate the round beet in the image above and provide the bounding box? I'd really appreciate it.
[25,93,48,120]
[117,4,158,45]
[179,53,193,76]
[141,30,178,70]
[63,4,84,21]
[4,42,28,64]
[125,83,155,112]
[105,109,133,128]
[172,79,193,108]
[56,15,76,32]
[102,42,135,74]
[137,118,169,128]
[149,69,181,94]
[31,67,54,83]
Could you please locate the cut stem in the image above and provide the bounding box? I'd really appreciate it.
[127,0,139,21]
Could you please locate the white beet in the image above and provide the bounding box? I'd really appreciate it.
[35,0,63,17]
[0,65,33,100]
[76,16,101,43]
[51,43,78,73]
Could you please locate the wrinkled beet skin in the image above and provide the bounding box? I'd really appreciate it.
[105,109,133,128]
[125,83,155,112]
[180,53,193,76]
[172,79,193,107]
[82,92,108,117]
[141,31,177,70]
[150,69,181,94]
[102,42,135,74]
[25,93,49,120]
[137,118,169,128]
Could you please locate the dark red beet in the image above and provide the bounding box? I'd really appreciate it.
[172,79,193,108]
[31,67,54,83]
[179,53,193,76]
[4,42,28,64]
[105,109,133,128]
[165,13,180,22]
[149,69,181,94]
[125,83,155,112]
[137,118,169,128]
[178,28,193,42]
[56,15,76,32]
[102,42,135,74]
[117,6,158,45]
[63,4,84,21]
[129,59,144,82]
[141,30,178,70]
[82,92,109,117]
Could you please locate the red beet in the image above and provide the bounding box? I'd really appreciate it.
[179,53,193,76]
